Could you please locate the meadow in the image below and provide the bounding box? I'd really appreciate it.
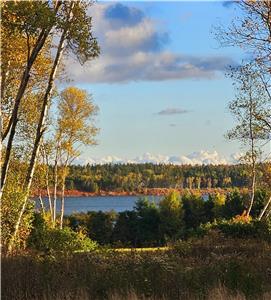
[2,233,271,300]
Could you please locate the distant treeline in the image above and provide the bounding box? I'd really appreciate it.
[65,163,270,192]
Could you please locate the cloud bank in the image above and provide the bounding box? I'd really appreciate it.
[66,3,236,84]
[77,150,236,166]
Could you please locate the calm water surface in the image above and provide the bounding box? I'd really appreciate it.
[36,195,163,215]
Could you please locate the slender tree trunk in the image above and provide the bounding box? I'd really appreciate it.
[41,142,53,221]
[46,169,53,221]
[0,84,2,200]
[7,4,73,254]
[60,157,69,229]
[53,152,58,226]
[38,193,45,215]
[259,195,271,220]
[246,94,257,217]
[247,167,256,216]
[60,179,65,229]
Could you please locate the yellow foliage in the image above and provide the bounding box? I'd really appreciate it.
[232,211,252,224]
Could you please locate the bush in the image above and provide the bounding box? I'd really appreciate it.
[1,176,34,253]
[28,214,98,254]
[198,217,271,241]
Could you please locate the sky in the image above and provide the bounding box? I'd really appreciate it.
[62,1,265,165]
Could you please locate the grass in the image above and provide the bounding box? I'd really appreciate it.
[2,233,271,300]
[114,246,169,252]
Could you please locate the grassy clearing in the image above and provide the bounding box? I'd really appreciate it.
[114,246,169,252]
[2,234,271,300]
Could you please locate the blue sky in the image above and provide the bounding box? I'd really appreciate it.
[64,1,254,165]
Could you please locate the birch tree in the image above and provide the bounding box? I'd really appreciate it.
[54,87,98,228]
[227,65,269,217]
[1,1,62,194]
[216,0,271,219]
[4,1,100,254]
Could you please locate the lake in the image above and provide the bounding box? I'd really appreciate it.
[36,195,163,215]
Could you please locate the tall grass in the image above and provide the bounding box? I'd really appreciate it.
[2,234,271,300]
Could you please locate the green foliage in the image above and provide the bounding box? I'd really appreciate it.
[112,210,139,247]
[159,191,183,240]
[28,214,97,254]
[135,198,161,246]
[68,211,117,245]
[65,2,100,64]
[2,1,56,36]
[214,219,271,241]
[222,189,247,218]
[86,211,116,245]
[1,172,34,253]
[208,192,226,220]
[64,190,271,247]
[198,218,271,241]
[182,193,207,229]
[250,189,269,218]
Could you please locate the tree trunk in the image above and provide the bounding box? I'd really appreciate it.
[247,167,256,216]
[60,158,69,229]
[46,171,53,222]
[60,180,65,229]
[53,152,59,226]
[38,193,45,215]
[0,84,2,200]
[41,142,53,222]
[259,195,271,220]
[246,95,256,217]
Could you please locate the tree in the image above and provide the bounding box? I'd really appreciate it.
[134,198,161,246]
[216,1,271,219]
[216,1,271,74]
[258,163,271,220]
[159,191,183,241]
[113,211,139,247]
[223,190,246,219]
[3,1,100,254]
[1,1,62,194]
[227,64,269,217]
[54,87,98,228]
[86,211,116,245]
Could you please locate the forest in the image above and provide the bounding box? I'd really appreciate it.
[66,162,271,192]
[1,1,271,300]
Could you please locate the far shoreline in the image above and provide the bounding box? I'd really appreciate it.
[34,187,244,198]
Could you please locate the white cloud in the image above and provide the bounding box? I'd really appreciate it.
[65,3,236,84]
[77,150,235,166]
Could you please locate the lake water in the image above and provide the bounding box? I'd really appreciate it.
[36,195,163,215]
